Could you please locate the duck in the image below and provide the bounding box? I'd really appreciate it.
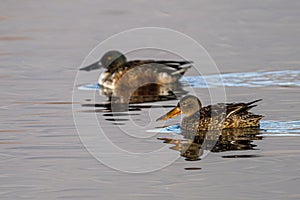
[80,50,192,90]
[156,95,264,132]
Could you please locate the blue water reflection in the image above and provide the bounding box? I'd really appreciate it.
[150,120,300,136]
[182,70,300,88]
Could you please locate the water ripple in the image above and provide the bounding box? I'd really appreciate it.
[78,83,100,91]
[260,120,300,135]
[149,120,300,136]
[182,69,300,88]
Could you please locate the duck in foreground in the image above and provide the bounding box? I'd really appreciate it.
[157,95,264,131]
[80,50,192,90]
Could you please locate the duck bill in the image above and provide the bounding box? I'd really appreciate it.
[80,61,102,71]
[156,106,182,121]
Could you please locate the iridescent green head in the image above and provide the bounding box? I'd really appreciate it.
[100,50,127,70]
[80,50,127,71]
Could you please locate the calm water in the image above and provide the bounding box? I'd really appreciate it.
[1,1,300,199]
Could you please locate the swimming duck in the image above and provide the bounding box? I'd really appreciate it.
[157,95,264,131]
[80,50,192,89]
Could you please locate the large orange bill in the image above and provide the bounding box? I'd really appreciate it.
[156,106,182,121]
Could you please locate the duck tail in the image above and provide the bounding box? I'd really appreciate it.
[226,99,263,118]
[171,65,192,76]
[238,99,263,113]
[247,99,263,106]
[245,104,257,111]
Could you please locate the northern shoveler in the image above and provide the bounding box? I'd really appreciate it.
[80,50,192,89]
[156,95,264,131]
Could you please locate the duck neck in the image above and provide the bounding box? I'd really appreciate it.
[181,111,200,133]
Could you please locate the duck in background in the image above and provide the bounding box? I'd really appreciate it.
[80,50,192,104]
[80,50,192,89]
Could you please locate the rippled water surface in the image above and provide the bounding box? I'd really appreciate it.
[1,1,300,200]
[183,70,300,88]
[149,120,300,135]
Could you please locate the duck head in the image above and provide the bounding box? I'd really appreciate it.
[80,50,127,71]
[156,95,202,121]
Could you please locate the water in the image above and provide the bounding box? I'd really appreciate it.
[149,120,300,135]
[1,1,300,199]
[183,70,300,88]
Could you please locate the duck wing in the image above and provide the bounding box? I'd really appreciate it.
[109,60,192,74]
[201,99,263,118]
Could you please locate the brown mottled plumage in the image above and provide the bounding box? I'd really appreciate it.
[157,95,264,132]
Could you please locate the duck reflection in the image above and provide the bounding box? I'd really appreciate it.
[81,80,188,116]
[78,84,187,123]
[158,128,262,161]
[103,82,187,105]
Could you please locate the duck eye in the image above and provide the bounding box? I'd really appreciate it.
[107,56,112,61]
